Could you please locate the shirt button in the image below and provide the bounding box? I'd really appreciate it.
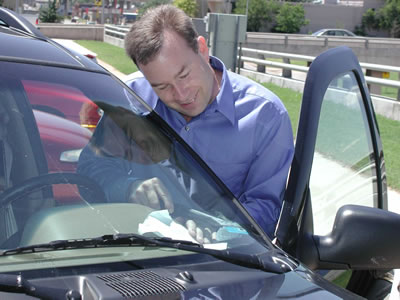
[185,125,190,131]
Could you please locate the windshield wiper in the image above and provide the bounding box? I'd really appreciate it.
[0,233,200,256]
[1,233,293,274]
[0,273,81,300]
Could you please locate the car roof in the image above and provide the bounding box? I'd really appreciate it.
[0,13,105,72]
[327,29,351,32]
[316,28,354,33]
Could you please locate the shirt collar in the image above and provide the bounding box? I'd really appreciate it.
[209,56,236,126]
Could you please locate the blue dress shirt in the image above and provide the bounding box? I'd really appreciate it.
[125,56,294,238]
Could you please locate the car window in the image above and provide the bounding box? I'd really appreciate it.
[0,61,269,273]
[309,71,377,235]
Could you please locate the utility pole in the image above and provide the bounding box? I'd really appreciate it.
[101,0,105,24]
[64,0,68,17]
[16,0,20,14]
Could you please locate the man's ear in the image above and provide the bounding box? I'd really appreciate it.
[197,36,209,61]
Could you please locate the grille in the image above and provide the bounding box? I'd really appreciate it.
[98,271,186,298]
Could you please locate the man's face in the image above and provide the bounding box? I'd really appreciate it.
[138,31,217,121]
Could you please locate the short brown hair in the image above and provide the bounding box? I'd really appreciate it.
[125,5,199,66]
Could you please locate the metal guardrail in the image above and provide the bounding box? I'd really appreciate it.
[104,24,128,38]
[239,47,400,100]
[245,32,400,53]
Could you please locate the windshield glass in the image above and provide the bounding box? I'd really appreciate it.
[0,61,271,273]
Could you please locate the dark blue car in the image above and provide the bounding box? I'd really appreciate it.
[0,7,397,300]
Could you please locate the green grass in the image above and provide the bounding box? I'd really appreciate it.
[332,270,352,288]
[266,57,309,67]
[74,40,138,75]
[377,114,400,190]
[261,82,302,137]
[381,72,399,99]
[78,41,400,191]
[265,82,400,191]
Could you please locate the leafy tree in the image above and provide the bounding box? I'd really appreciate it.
[378,0,400,37]
[234,0,279,32]
[173,0,198,17]
[361,8,379,30]
[0,0,3,6]
[361,0,400,37]
[274,3,309,33]
[353,24,366,36]
[39,0,63,23]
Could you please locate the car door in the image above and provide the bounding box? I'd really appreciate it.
[275,46,388,297]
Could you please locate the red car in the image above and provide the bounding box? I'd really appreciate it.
[23,80,101,131]
[21,79,99,203]
[34,109,92,203]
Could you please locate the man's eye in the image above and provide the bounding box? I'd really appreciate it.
[158,85,168,91]
[179,72,189,79]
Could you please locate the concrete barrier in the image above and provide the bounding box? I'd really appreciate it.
[245,33,400,67]
[37,24,104,41]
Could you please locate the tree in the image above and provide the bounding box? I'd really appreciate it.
[361,8,379,30]
[39,0,63,23]
[361,0,400,37]
[274,3,309,33]
[173,0,198,17]
[234,0,279,32]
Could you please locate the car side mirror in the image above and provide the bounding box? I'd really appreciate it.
[314,204,400,270]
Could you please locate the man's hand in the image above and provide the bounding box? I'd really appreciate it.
[129,178,217,244]
[129,177,174,213]
[175,217,217,244]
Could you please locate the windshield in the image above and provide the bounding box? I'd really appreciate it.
[0,61,272,274]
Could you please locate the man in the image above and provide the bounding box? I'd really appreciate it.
[122,4,294,238]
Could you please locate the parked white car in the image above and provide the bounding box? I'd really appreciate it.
[312,28,357,37]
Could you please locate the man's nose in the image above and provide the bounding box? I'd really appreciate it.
[173,84,189,101]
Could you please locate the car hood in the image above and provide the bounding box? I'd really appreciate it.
[176,266,361,299]
[0,259,362,299]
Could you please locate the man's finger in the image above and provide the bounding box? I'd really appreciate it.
[203,227,214,242]
[186,219,197,239]
[141,180,161,209]
[195,227,204,244]
[152,178,174,213]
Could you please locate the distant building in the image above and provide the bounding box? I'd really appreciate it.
[3,0,20,10]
